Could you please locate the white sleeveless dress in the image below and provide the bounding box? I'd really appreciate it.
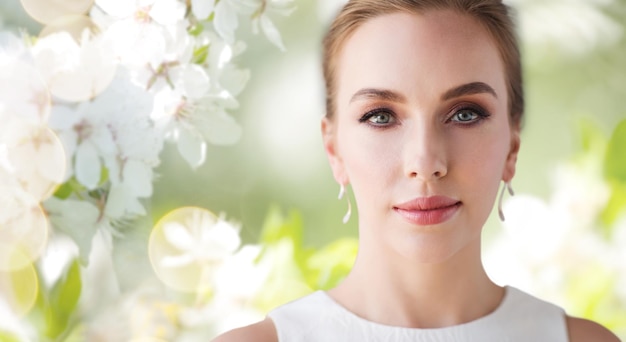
[268,286,568,341]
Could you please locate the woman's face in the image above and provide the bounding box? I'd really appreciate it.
[322,10,520,262]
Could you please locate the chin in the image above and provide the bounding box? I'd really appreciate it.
[390,230,477,265]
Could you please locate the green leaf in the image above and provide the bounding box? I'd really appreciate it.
[604,119,626,183]
[0,331,21,342]
[51,259,82,318]
[601,119,626,227]
[189,22,204,36]
[26,264,50,336]
[53,177,87,199]
[259,205,303,247]
[53,181,73,199]
[305,238,358,290]
[192,44,210,65]
[259,205,312,278]
[98,166,109,186]
[47,259,82,339]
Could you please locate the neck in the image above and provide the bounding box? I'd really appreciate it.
[328,236,503,328]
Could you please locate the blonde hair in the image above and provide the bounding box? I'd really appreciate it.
[322,0,523,127]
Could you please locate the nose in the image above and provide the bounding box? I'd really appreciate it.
[404,123,448,181]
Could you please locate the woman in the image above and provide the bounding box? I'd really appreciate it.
[215,0,620,340]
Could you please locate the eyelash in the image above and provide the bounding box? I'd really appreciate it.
[358,108,396,128]
[447,105,491,126]
[358,105,490,128]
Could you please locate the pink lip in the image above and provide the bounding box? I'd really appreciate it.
[393,196,461,226]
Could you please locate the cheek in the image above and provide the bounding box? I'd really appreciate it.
[338,128,400,194]
[450,130,510,204]
[457,140,506,176]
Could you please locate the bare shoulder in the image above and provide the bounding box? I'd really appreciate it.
[566,316,621,342]
[211,318,278,342]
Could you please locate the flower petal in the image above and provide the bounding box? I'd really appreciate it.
[150,0,186,25]
[74,141,101,189]
[191,0,215,20]
[122,160,153,197]
[204,219,241,254]
[171,64,210,99]
[202,110,241,146]
[48,105,82,131]
[160,253,194,268]
[44,197,100,264]
[260,14,286,51]
[125,194,146,216]
[162,222,194,250]
[104,184,147,218]
[104,184,127,218]
[219,64,250,97]
[95,0,135,18]
[177,128,206,169]
[213,0,239,44]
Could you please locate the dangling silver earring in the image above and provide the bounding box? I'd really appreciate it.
[498,181,515,222]
[338,183,352,224]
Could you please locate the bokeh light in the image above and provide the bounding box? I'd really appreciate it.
[0,60,51,125]
[149,207,240,293]
[39,14,98,42]
[0,190,49,272]
[32,30,117,103]
[0,250,39,317]
[6,125,66,201]
[19,0,94,25]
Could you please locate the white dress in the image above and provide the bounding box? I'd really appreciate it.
[268,286,568,341]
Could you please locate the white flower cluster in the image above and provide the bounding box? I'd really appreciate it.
[0,0,294,264]
[147,207,271,338]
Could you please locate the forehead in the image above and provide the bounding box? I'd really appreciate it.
[335,10,506,106]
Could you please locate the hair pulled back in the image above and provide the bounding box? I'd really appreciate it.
[322,0,523,127]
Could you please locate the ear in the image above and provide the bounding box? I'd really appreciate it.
[321,117,348,185]
[502,127,521,182]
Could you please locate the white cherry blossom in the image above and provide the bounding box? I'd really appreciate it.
[44,197,101,264]
[31,30,117,102]
[97,0,186,68]
[246,0,296,51]
[0,32,28,62]
[160,213,241,268]
[19,0,94,25]
[213,0,240,44]
[4,124,66,201]
[0,0,296,338]
[0,59,51,125]
[191,0,216,20]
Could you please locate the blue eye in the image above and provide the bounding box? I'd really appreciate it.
[359,109,396,127]
[450,107,488,124]
[369,113,391,124]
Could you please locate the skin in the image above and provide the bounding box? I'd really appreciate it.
[213,10,620,342]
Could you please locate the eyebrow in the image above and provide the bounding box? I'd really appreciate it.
[349,81,497,104]
[349,88,406,104]
[441,82,497,101]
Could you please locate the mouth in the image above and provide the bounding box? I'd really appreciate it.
[393,196,461,226]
